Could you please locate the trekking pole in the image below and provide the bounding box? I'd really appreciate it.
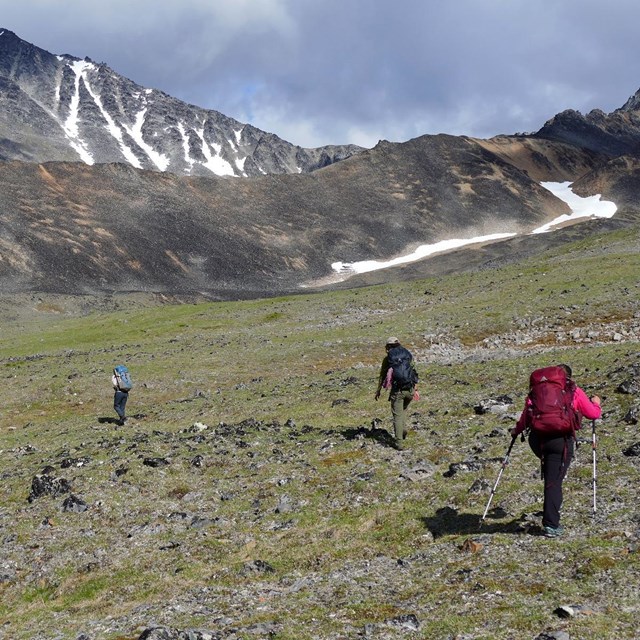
[481,433,517,523]
[591,419,597,517]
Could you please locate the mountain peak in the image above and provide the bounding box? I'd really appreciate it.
[618,88,640,113]
[534,92,640,157]
[0,29,363,177]
[0,27,47,53]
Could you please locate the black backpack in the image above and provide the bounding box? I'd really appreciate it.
[387,346,418,390]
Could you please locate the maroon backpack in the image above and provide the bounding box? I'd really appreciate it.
[526,366,579,436]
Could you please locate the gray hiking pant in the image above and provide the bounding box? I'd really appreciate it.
[390,388,414,441]
[114,390,128,421]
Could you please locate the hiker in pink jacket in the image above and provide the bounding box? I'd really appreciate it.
[513,381,602,436]
[511,364,601,537]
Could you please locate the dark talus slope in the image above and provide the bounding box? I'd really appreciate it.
[0,134,569,297]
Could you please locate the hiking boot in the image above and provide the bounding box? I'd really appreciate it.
[393,439,405,451]
[543,525,564,538]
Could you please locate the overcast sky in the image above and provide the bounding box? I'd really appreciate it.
[3,0,639,149]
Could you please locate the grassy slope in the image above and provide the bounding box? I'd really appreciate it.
[0,226,639,639]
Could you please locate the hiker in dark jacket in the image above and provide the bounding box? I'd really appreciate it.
[375,337,418,450]
[511,364,601,537]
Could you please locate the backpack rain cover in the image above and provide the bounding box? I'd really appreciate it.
[526,365,578,436]
[114,365,133,391]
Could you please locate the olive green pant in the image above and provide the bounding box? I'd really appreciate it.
[390,388,414,441]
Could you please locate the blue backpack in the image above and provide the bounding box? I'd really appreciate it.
[114,365,133,391]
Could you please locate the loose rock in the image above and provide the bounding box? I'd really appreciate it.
[61,494,88,513]
[28,474,72,502]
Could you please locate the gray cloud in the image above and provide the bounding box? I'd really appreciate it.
[3,0,640,147]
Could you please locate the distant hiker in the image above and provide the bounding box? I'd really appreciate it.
[112,365,133,426]
[511,364,601,538]
[375,337,419,450]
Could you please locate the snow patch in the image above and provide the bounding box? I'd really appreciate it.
[235,156,247,174]
[332,233,516,275]
[177,122,195,174]
[61,60,95,165]
[330,182,618,279]
[59,59,148,168]
[194,128,236,176]
[121,108,170,171]
[74,67,142,169]
[533,181,617,233]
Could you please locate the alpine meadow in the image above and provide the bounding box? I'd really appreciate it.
[1,26,640,640]
[1,223,639,639]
